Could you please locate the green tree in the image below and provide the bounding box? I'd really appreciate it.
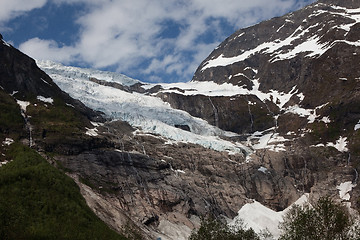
[189,217,260,240]
[279,197,359,240]
[0,143,127,240]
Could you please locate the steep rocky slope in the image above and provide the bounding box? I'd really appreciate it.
[155,0,360,230]
[1,34,297,239]
[35,0,360,235]
[150,0,360,234]
[158,0,360,140]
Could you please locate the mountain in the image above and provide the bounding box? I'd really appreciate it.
[1,0,360,239]
[0,34,127,240]
[173,0,360,138]
[1,36,264,240]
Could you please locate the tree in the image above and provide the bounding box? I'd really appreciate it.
[189,217,260,240]
[279,197,359,240]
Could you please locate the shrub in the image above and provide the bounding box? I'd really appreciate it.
[279,197,359,240]
[189,217,260,240]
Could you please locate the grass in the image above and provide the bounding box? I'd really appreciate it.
[0,143,127,240]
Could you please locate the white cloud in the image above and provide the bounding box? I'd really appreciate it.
[19,38,77,63]
[0,0,47,22]
[16,0,315,82]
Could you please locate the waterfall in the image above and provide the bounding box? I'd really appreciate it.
[208,97,219,127]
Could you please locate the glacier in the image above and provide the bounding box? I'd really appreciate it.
[37,60,250,155]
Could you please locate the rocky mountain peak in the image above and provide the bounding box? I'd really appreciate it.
[318,0,360,8]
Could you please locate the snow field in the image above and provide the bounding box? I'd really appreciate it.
[230,194,310,239]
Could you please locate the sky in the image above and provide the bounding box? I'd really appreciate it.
[0,0,316,83]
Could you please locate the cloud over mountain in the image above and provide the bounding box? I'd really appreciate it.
[1,0,315,82]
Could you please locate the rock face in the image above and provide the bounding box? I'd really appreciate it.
[1,0,360,239]
[157,92,275,134]
[0,39,103,122]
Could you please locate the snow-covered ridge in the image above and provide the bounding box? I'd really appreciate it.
[1,39,11,47]
[200,23,329,71]
[200,4,360,71]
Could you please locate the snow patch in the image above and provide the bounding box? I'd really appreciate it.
[327,136,348,152]
[85,128,98,137]
[2,138,14,146]
[276,23,286,32]
[37,96,54,104]
[40,78,52,86]
[258,166,268,173]
[329,5,360,32]
[337,181,356,201]
[321,116,331,123]
[0,160,10,167]
[230,194,309,239]
[310,143,325,148]
[157,81,250,97]
[247,128,289,152]
[90,121,104,127]
[286,105,318,123]
[16,100,30,113]
[355,120,360,131]
[175,169,186,174]
[285,103,328,124]
[272,35,330,62]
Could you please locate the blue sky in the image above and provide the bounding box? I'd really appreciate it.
[0,0,316,83]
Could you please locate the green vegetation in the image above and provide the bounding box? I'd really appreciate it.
[26,97,89,143]
[189,217,260,240]
[0,89,26,162]
[0,89,24,137]
[349,130,360,156]
[279,197,360,240]
[0,143,127,240]
[121,221,145,240]
[251,104,275,132]
[310,121,342,143]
